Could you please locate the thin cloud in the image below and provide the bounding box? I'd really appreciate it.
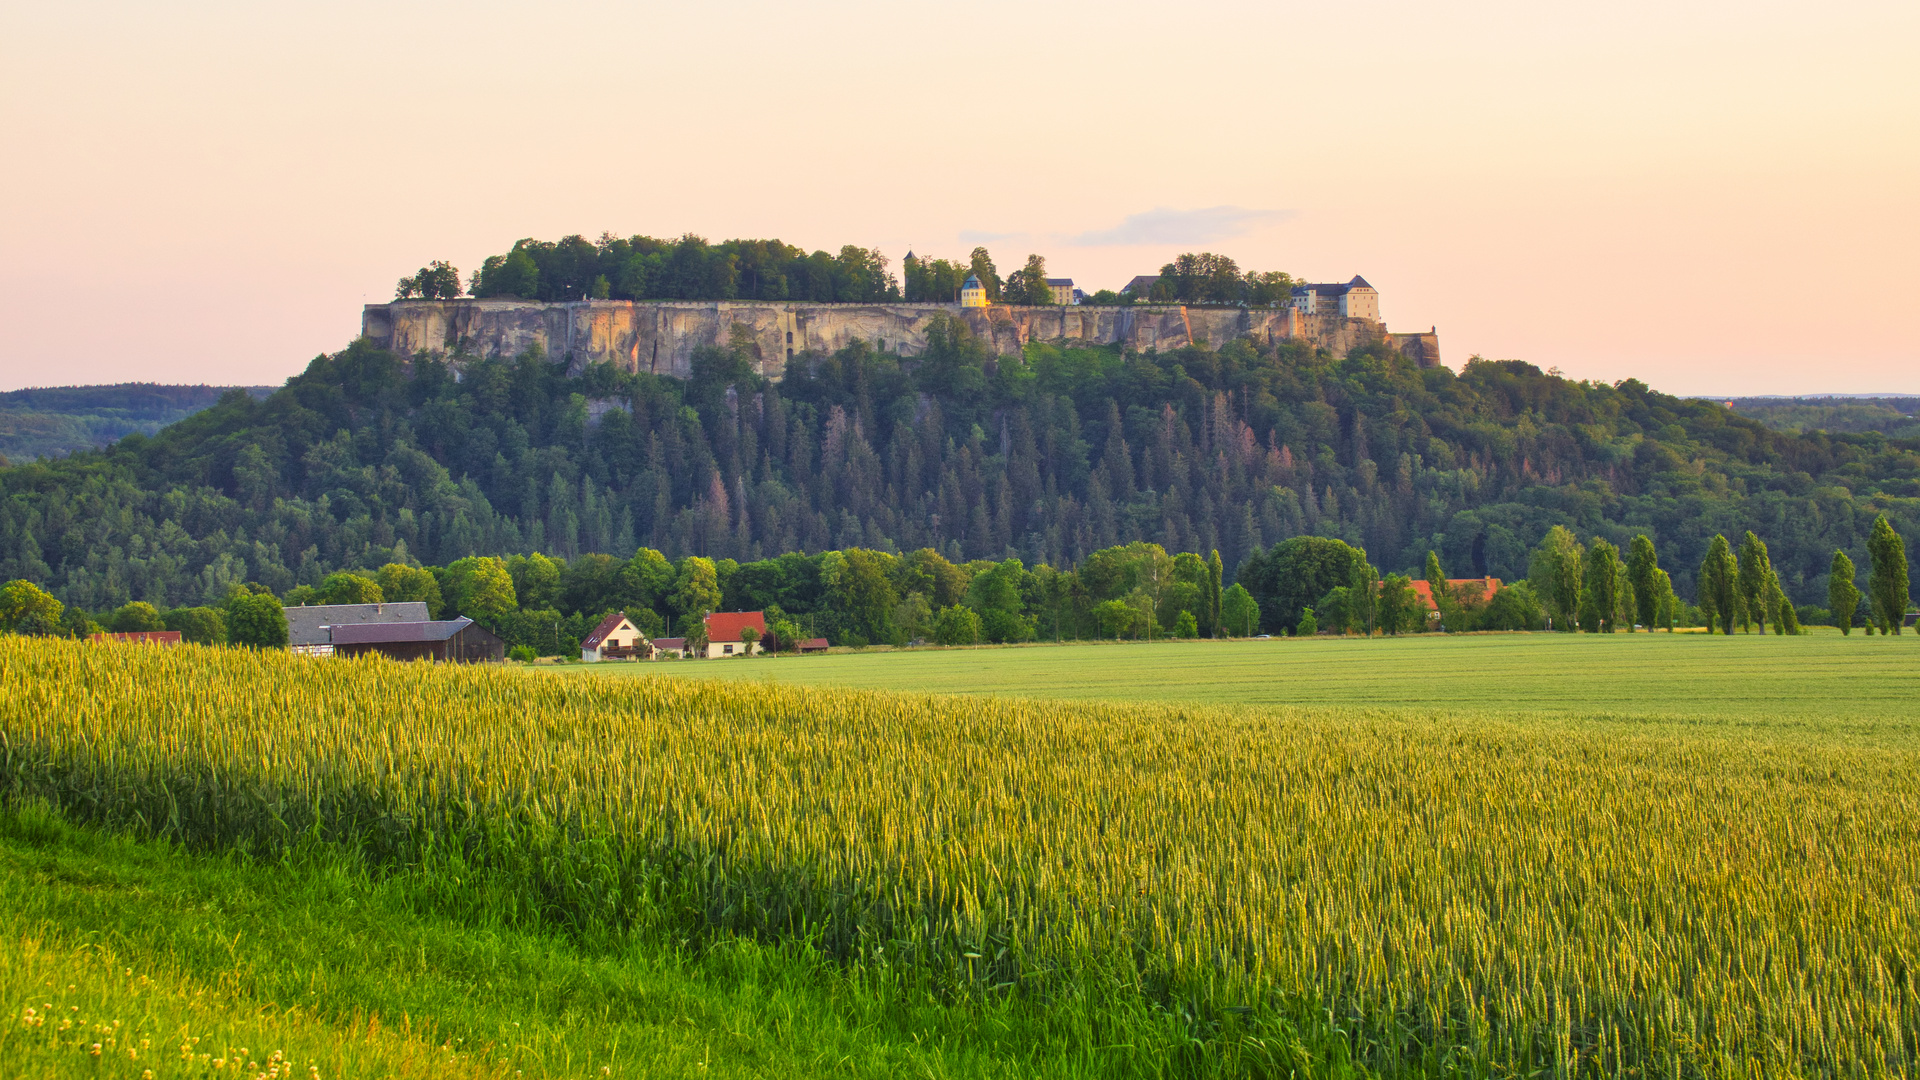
[1070,206,1296,246]
[957,229,1024,244]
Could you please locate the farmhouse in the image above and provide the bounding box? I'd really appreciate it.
[88,630,182,646]
[652,636,686,658]
[285,601,431,656]
[1410,577,1504,611]
[580,612,653,662]
[328,616,505,663]
[701,611,767,658]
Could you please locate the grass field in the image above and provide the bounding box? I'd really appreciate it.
[568,629,1920,722]
[0,802,1193,1080]
[5,635,1916,1077]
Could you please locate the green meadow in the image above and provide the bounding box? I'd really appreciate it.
[567,629,1920,724]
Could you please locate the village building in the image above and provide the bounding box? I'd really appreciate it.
[88,630,182,646]
[285,601,431,656]
[1409,577,1504,610]
[700,611,767,658]
[1290,276,1380,320]
[652,636,686,658]
[797,637,830,654]
[1122,274,1161,299]
[580,612,653,662]
[328,616,505,663]
[1045,277,1079,306]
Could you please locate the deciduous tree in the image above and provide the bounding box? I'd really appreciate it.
[1529,526,1584,631]
[1828,550,1861,635]
[1866,515,1910,635]
[1698,534,1738,635]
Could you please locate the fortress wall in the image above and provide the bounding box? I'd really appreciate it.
[360,300,1439,378]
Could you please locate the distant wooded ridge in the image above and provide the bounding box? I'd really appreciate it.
[0,383,275,463]
[1721,397,1920,439]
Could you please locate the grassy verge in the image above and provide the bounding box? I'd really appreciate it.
[0,800,1364,1079]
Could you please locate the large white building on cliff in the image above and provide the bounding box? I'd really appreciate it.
[1290,276,1379,320]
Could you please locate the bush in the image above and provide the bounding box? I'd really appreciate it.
[1296,608,1318,637]
[110,601,165,634]
[225,593,288,649]
[508,645,537,663]
[162,606,227,646]
[930,605,983,646]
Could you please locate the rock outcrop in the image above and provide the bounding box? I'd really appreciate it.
[360,299,1440,378]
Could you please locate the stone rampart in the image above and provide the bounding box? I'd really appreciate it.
[360,299,1440,378]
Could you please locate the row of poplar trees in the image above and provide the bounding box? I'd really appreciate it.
[1697,515,1910,635]
[1525,514,1910,634]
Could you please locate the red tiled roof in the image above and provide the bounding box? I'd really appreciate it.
[1408,577,1502,611]
[653,637,686,650]
[581,612,634,650]
[89,631,182,645]
[798,637,830,651]
[704,611,766,642]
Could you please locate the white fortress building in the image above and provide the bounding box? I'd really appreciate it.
[1290,276,1379,320]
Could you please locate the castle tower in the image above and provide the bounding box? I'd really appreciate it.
[960,273,988,308]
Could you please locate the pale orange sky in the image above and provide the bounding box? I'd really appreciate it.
[2,1,1915,395]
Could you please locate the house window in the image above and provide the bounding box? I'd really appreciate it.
[723,643,734,654]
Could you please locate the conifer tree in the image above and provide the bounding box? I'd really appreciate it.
[1737,532,1774,634]
[1828,550,1861,635]
[1626,534,1660,631]
[1698,534,1738,635]
[1866,515,1910,635]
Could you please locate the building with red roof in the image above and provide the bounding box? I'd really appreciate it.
[89,630,182,646]
[700,611,767,658]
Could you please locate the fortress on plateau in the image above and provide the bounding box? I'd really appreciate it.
[361,277,1440,381]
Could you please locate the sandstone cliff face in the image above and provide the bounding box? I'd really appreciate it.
[360,300,1440,378]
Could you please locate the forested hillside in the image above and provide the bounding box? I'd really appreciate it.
[0,383,274,463]
[1,315,1915,615]
[1728,397,1920,439]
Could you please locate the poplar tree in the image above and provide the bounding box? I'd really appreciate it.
[1651,568,1678,631]
[1828,550,1861,635]
[1698,534,1738,635]
[1866,515,1910,635]
[1348,549,1378,636]
[1579,539,1622,632]
[1424,551,1452,630]
[1626,534,1660,631]
[1206,549,1224,638]
[1764,571,1790,634]
[1737,532,1774,634]
[1528,525,1584,632]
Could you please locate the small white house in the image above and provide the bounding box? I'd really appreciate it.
[580,612,652,662]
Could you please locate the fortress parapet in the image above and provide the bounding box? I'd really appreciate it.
[361,298,1439,379]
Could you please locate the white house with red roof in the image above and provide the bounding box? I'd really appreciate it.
[580,612,653,662]
[700,611,767,658]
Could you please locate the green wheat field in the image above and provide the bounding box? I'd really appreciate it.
[573,629,1920,721]
[3,632,1917,1078]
